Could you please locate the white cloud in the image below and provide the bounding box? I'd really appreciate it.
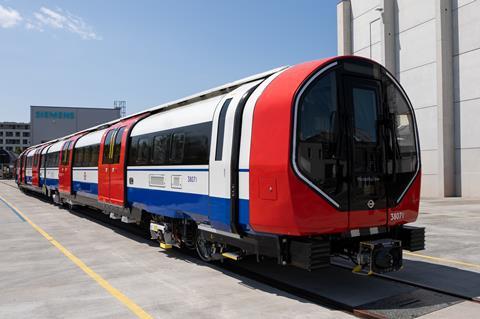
[32,7,101,40]
[0,5,22,28]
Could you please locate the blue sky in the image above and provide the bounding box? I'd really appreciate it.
[0,0,338,122]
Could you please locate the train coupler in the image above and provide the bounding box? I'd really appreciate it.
[150,222,174,249]
[356,239,402,274]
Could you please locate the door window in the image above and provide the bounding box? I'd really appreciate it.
[352,87,378,143]
[215,98,232,161]
[102,130,115,164]
[112,127,125,164]
[61,142,71,165]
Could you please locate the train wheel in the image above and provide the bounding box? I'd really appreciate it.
[195,233,217,262]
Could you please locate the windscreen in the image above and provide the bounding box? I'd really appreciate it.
[294,60,419,210]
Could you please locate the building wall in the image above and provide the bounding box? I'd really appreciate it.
[453,0,480,197]
[0,122,31,153]
[337,0,480,198]
[30,106,121,145]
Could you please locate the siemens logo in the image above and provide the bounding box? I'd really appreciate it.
[35,111,75,119]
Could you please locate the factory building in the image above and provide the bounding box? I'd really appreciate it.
[0,122,31,153]
[30,105,121,145]
[337,0,480,198]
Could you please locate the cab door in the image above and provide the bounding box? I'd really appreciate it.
[343,76,388,228]
[208,80,262,231]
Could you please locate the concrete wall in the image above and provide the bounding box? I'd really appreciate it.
[30,106,121,145]
[453,0,480,197]
[337,0,480,198]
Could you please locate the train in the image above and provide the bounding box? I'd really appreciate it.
[16,56,425,274]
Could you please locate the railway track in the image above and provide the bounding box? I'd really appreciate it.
[5,181,479,319]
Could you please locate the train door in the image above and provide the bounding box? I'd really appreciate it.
[98,116,144,206]
[98,128,115,203]
[58,140,73,194]
[39,145,50,189]
[343,76,388,228]
[32,149,41,187]
[209,80,262,232]
[109,127,127,206]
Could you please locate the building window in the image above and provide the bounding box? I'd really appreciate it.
[6,132,13,137]
[0,132,3,136]
[6,146,12,151]
[23,139,28,145]
[0,139,3,144]
[23,132,30,137]
[15,132,20,137]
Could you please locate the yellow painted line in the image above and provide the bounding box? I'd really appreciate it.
[0,194,153,319]
[405,251,480,270]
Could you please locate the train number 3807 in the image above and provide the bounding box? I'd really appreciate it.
[187,176,198,183]
[390,211,405,222]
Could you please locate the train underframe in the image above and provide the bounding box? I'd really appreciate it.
[148,212,425,274]
[19,183,425,274]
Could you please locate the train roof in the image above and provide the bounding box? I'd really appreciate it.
[28,65,288,150]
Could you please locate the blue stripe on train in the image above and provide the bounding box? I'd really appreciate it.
[34,178,250,232]
[126,187,250,232]
[45,178,59,188]
[72,180,98,196]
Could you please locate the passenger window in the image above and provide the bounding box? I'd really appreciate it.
[90,145,99,167]
[170,133,185,164]
[53,152,59,167]
[128,138,139,166]
[112,127,125,164]
[215,98,232,161]
[184,123,211,164]
[82,147,90,167]
[152,134,170,165]
[74,148,84,167]
[137,137,152,165]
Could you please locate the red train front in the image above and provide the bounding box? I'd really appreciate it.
[16,56,425,274]
[247,56,424,272]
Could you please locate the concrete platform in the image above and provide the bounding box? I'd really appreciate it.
[408,198,480,272]
[0,181,351,319]
[1,179,479,318]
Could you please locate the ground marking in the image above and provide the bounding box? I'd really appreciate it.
[0,197,26,221]
[405,251,480,270]
[0,194,153,319]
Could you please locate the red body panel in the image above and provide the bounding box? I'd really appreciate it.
[249,57,421,236]
[59,135,84,194]
[31,150,40,187]
[388,172,422,226]
[250,58,348,236]
[98,115,145,206]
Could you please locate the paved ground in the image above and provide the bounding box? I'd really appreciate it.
[0,179,479,318]
[409,198,480,272]
[0,181,351,319]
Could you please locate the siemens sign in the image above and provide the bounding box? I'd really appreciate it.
[35,111,75,120]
